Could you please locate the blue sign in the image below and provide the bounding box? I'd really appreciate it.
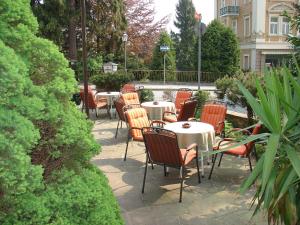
[160,45,170,52]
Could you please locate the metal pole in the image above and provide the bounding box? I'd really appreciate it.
[163,53,166,84]
[80,0,89,118]
[124,41,127,73]
[197,18,202,90]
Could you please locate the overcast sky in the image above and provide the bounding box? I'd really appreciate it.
[153,0,215,32]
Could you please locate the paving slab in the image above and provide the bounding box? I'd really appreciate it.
[91,118,267,225]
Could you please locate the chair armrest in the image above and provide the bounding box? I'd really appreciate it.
[216,138,236,149]
[129,127,142,132]
[163,111,176,118]
[186,143,198,151]
[228,128,251,135]
[188,117,199,122]
[150,120,166,128]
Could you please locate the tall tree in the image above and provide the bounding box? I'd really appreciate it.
[202,20,240,75]
[174,0,197,71]
[125,0,168,64]
[151,31,176,71]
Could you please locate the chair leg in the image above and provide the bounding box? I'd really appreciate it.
[179,165,185,203]
[115,120,120,139]
[248,156,253,172]
[218,153,224,167]
[195,157,201,183]
[208,153,218,180]
[253,146,258,162]
[120,121,123,128]
[164,164,167,176]
[95,108,99,117]
[142,154,149,194]
[124,135,130,161]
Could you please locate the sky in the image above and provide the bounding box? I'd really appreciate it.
[153,0,215,32]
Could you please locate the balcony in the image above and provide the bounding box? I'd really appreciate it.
[220,5,240,17]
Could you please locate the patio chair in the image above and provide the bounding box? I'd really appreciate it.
[80,89,109,117]
[121,83,144,93]
[121,92,141,107]
[208,124,262,179]
[141,127,201,202]
[163,99,197,123]
[194,103,227,137]
[124,108,165,161]
[114,97,128,138]
[174,88,193,114]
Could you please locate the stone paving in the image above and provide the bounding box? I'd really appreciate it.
[91,116,267,225]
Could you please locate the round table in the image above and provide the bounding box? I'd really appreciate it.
[96,92,120,118]
[141,101,176,120]
[164,121,215,176]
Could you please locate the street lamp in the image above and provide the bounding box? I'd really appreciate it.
[160,45,170,84]
[195,12,206,90]
[122,32,128,73]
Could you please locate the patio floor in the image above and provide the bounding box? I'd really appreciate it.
[91,116,267,225]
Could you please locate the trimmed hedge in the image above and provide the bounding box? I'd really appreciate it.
[0,1,123,224]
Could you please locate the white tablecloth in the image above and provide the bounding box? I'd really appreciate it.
[164,121,215,151]
[164,121,215,176]
[141,101,176,120]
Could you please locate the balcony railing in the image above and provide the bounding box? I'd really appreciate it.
[220,6,240,17]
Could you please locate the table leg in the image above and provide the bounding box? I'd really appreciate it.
[200,152,204,178]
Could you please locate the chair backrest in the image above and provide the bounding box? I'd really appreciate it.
[175,88,193,111]
[121,83,136,93]
[121,92,140,105]
[125,108,150,139]
[79,90,97,109]
[142,127,183,166]
[200,104,227,135]
[177,99,198,121]
[114,98,126,122]
[245,124,262,152]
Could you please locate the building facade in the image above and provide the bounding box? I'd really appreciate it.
[214,0,297,72]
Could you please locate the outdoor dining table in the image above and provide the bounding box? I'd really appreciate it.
[141,101,176,120]
[96,91,120,118]
[164,121,215,177]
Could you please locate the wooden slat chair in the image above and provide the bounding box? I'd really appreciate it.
[199,103,227,137]
[141,127,201,202]
[174,88,193,114]
[163,99,197,123]
[208,124,262,179]
[124,108,164,161]
[79,89,109,117]
[114,97,128,138]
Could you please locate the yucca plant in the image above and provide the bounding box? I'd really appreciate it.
[237,66,300,225]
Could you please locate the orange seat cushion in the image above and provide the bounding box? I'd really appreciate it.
[121,92,140,105]
[201,104,227,135]
[163,114,177,122]
[175,91,192,111]
[215,141,247,156]
[126,108,150,138]
[180,149,197,165]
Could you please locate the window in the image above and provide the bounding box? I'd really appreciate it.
[270,17,279,35]
[244,16,250,37]
[282,17,290,35]
[232,0,238,5]
[221,0,225,8]
[243,55,250,70]
[232,19,237,34]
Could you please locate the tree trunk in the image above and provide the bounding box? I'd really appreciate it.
[68,0,77,61]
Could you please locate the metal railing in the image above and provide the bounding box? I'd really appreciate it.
[220,6,239,16]
[130,70,226,83]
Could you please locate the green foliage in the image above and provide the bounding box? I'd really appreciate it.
[194,90,209,117]
[140,89,154,102]
[238,66,300,225]
[151,31,176,71]
[0,1,123,224]
[215,71,262,123]
[202,20,240,75]
[76,54,103,81]
[174,0,197,70]
[90,71,133,91]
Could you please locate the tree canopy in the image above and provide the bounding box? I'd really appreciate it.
[202,20,240,75]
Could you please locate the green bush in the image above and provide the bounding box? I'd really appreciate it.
[90,71,133,91]
[0,1,123,224]
[140,89,154,102]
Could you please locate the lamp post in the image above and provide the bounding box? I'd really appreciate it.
[195,13,206,90]
[122,32,128,73]
[160,45,170,84]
